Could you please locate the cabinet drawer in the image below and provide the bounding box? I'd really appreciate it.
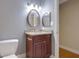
[33,35,51,43]
[33,36,41,43]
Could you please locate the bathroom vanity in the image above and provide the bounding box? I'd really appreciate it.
[25,31,52,58]
[25,9,53,58]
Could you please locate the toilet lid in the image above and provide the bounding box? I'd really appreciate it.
[3,54,18,58]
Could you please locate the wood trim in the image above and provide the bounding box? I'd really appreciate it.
[60,45,79,55]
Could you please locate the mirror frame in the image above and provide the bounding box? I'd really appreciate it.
[42,12,51,27]
[27,9,40,27]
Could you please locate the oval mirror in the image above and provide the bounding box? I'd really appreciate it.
[42,12,51,27]
[27,9,40,27]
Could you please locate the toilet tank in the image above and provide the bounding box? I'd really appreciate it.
[0,39,18,57]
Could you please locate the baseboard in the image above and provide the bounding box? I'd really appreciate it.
[17,53,55,58]
[60,45,79,55]
[17,53,26,58]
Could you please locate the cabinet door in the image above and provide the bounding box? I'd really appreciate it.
[41,41,47,57]
[26,38,33,57]
[33,41,47,58]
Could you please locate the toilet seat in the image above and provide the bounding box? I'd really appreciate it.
[3,54,18,58]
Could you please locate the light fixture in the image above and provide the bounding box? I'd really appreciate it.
[39,6,42,10]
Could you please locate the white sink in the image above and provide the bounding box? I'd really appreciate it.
[25,30,52,35]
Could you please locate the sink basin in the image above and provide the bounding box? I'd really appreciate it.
[25,30,52,35]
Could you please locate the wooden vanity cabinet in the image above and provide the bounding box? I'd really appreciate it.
[26,34,52,58]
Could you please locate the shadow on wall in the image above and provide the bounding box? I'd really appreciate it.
[51,31,55,56]
[15,33,26,55]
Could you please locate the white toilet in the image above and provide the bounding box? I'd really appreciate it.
[0,39,18,58]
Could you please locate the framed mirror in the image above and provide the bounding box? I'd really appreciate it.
[42,12,51,27]
[27,9,40,27]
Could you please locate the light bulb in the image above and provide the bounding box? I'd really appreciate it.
[39,6,42,10]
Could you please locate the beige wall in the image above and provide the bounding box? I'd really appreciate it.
[60,0,79,51]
